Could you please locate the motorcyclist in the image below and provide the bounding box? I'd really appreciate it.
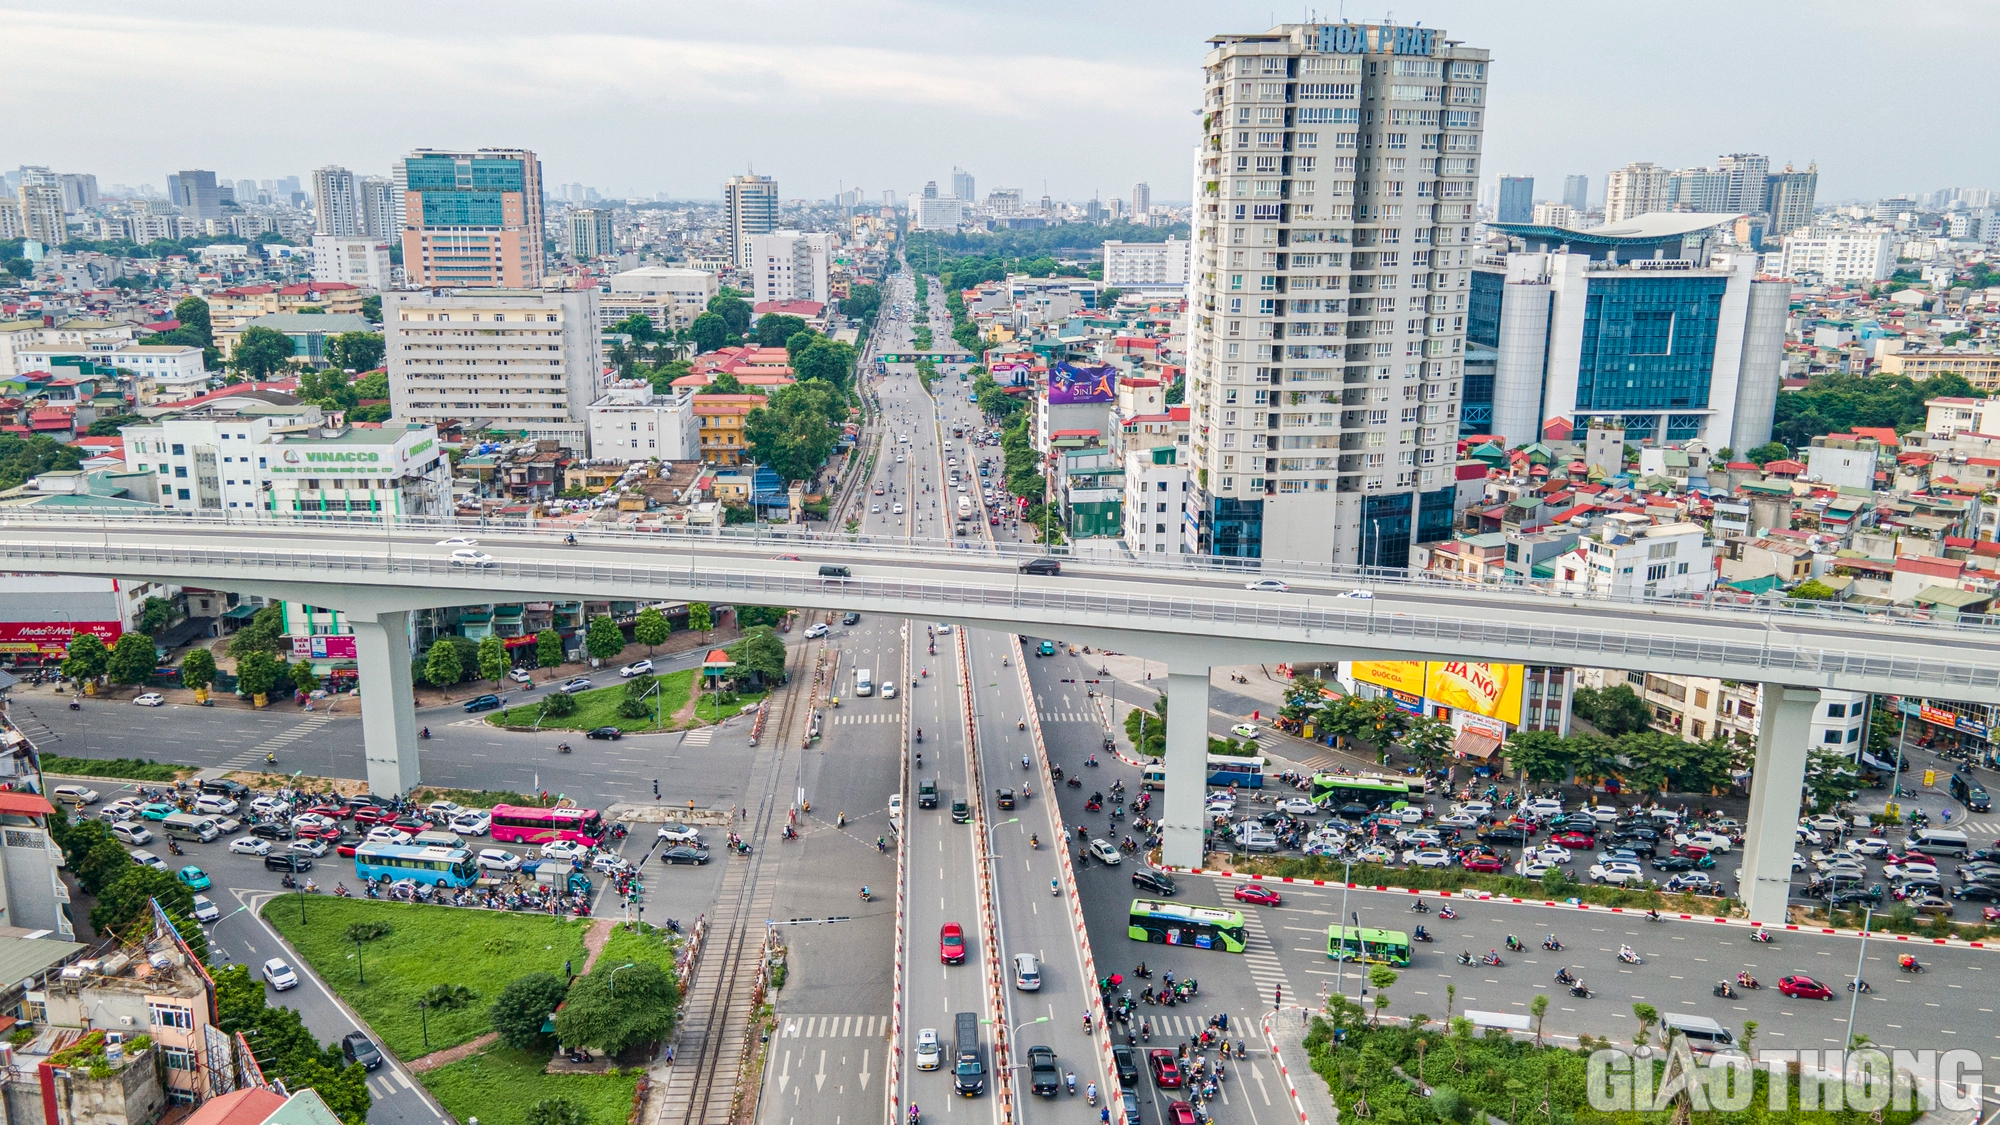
[1619,944,1638,962]
[420,726,431,739]
[860,886,871,900]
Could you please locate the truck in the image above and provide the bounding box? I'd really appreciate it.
[918,777,939,809]
[1028,1045,1060,1096]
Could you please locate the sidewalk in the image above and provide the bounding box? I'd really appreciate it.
[1265,1005,1338,1124]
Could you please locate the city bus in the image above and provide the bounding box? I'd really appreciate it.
[1207,754,1266,789]
[354,842,478,888]
[489,804,607,847]
[1309,773,1417,811]
[1128,899,1248,952]
[1326,925,1413,967]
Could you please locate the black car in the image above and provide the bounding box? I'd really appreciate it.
[1650,854,1700,872]
[1823,885,1883,906]
[463,694,504,713]
[200,779,250,799]
[586,726,623,741]
[1950,880,2000,902]
[1018,557,1061,576]
[995,788,1015,810]
[250,822,295,841]
[1481,827,1531,846]
[1028,1046,1060,1096]
[264,854,312,872]
[660,846,711,865]
[1132,870,1178,896]
[341,1032,383,1070]
[842,611,860,625]
[1113,1044,1140,1088]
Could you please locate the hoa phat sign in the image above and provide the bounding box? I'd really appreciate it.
[1313,23,1438,56]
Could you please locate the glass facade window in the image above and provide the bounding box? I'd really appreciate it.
[1361,491,1413,568]
[1574,275,1726,412]
[421,192,506,226]
[1210,497,1263,558]
[1467,270,1502,347]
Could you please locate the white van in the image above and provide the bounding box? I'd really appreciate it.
[1909,827,1970,856]
[1661,1013,1736,1054]
[854,669,874,697]
[161,813,219,844]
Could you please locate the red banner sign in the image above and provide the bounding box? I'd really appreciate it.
[0,620,122,655]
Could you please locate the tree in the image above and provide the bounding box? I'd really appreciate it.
[1789,578,1838,601]
[179,647,217,691]
[478,634,507,683]
[1804,749,1861,812]
[1631,1002,1660,1051]
[491,971,570,1050]
[326,331,385,372]
[0,433,84,490]
[525,1098,590,1125]
[106,631,157,686]
[633,607,670,653]
[745,380,847,483]
[540,691,579,719]
[1745,441,1791,466]
[552,961,680,1054]
[230,326,296,380]
[688,603,713,632]
[729,627,786,685]
[290,662,320,696]
[707,292,752,338]
[1572,683,1652,737]
[212,963,370,1124]
[173,296,214,348]
[85,413,145,437]
[755,314,808,348]
[65,819,136,896]
[793,339,858,395]
[236,650,282,699]
[1529,992,1550,1045]
[1399,717,1455,772]
[1505,730,1572,785]
[612,313,659,343]
[1366,964,1397,1025]
[537,628,564,673]
[689,312,727,354]
[359,294,382,323]
[90,861,196,938]
[139,596,175,636]
[1100,287,1123,306]
[61,633,109,683]
[585,615,625,662]
[423,640,464,688]
[698,371,749,395]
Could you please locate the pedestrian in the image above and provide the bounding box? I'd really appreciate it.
[1274,984,1282,1006]
[665,1045,676,1065]
[565,959,573,979]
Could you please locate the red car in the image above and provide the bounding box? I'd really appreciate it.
[1234,884,1282,906]
[1148,1048,1183,1088]
[336,840,361,858]
[1551,831,1596,848]
[940,922,966,965]
[1463,854,1503,874]
[1167,1102,1198,1125]
[305,803,343,819]
[352,807,394,826]
[1778,975,1835,1001]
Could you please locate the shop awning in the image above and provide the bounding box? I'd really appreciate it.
[1452,730,1502,760]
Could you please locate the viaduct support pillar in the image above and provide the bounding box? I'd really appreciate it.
[1161,667,1211,871]
[350,610,421,798]
[1739,684,1819,923]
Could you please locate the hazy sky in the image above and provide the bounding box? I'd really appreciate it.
[8,1,1994,206]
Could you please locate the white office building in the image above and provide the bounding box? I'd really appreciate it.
[1550,515,1715,600]
[1123,444,1194,556]
[601,266,718,332]
[384,288,605,447]
[586,381,700,461]
[1186,21,1487,567]
[912,196,965,231]
[311,235,393,290]
[1605,162,1669,224]
[750,231,831,305]
[1778,226,1896,285]
[723,173,779,268]
[1102,239,1191,293]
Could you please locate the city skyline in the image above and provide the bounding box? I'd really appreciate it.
[7,0,1996,204]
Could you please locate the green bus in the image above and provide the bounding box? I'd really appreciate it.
[1309,773,1417,810]
[1326,925,1412,967]
[1129,899,1248,953]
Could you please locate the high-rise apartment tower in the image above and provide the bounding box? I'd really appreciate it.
[723,172,779,268]
[1496,175,1533,223]
[311,166,361,237]
[398,148,545,288]
[1187,21,1489,567]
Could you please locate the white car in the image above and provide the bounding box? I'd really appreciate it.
[1886,860,1940,881]
[292,813,334,831]
[882,682,897,699]
[1204,798,1236,815]
[1355,844,1397,865]
[1088,839,1123,865]
[289,838,329,858]
[1244,579,1289,592]
[1395,828,1443,848]
[436,536,479,547]
[1403,849,1453,869]
[102,798,143,820]
[1852,837,1893,857]
[194,794,238,816]
[228,836,272,856]
[509,667,533,683]
[426,800,465,820]
[804,623,829,639]
[1334,589,1375,600]
[915,1028,942,1070]
[892,503,904,514]
[1802,814,1845,833]
[1276,798,1317,815]
[450,811,492,836]
[559,677,594,694]
[1522,799,1564,818]
[1516,859,1562,879]
[133,693,165,707]
[1584,807,1622,824]
[249,796,287,816]
[1392,806,1426,824]
[1437,812,1479,829]
[1454,801,1494,819]
[262,958,299,991]
[1532,845,1574,864]
[52,785,100,805]
[591,853,633,874]
[110,822,153,845]
[476,848,521,872]
[1229,723,1262,740]
[365,826,406,844]
[870,504,881,514]
[190,894,220,923]
[1673,831,1732,854]
[541,840,588,863]
[619,659,654,678]
[1795,825,1824,846]
[1590,862,1648,885]
[657,823,702,844]
[132,849,168,871]
[449,548,497,568]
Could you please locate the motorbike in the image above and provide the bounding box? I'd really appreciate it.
[1412,925,1433,942]
[1737,973,1760,990]
[167,840,184,856]
[915,730,923,744]
[1456,951,1476,966]
[1505,936,1525,952]
[1849,979,1872,993]
[566,1047,594,1064]
[68,699,80,711]
[1410,899,1431,914]
[1542,937,1563,951]
[1713,981,1738,999]
[558,743,572,754]
[1437,906,1457,920]
[281,874,298,889]
[1553,968,1576,986]
[1051,765,1064,780]
[1617,949,1642,965]
[419,727,431,740]
[1899,957,1924,974]
[1569,982,1594,999]
[1481,952,1504,967]
[1066,777,1081,789]
[1751,930,1773,944]
[1085,799,1102,812]
[1030,834,1040,850]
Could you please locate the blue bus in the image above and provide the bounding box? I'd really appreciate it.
[1207,754,1265,789]
[354,842,478,888]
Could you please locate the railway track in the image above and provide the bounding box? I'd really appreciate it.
[658,634,818,1125]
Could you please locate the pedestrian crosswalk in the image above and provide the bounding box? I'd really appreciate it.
[1226,892,1297,1006]
[1126,1013,1247,1039]
[1039,712,1103,724]
[682,728,714,747]
[778,1013,890,1039]
[221,713,336,769]
[830,714,902,725]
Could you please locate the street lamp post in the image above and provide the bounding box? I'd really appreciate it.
[1844,905,1873,1047]
[608,961,638,995]
[1334,857,1355,1002]
[417,999,429,1050]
